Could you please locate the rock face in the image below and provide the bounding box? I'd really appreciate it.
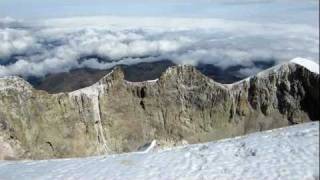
[0,60,319,160]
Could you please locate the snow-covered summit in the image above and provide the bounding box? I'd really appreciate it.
[227,57,319,88]
[256,57,319,78]
[290,57,319,74]
[0,122,318,180]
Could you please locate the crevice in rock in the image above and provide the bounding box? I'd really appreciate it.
[140,100,146,110]
[45,141,54,152]
[140,87,146,98]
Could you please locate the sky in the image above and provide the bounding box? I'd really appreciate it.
[0,0,319,78]
[0,0,318,25]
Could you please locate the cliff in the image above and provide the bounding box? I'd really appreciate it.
[0,58,319,160]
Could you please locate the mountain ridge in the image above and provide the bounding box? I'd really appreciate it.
[0,57,318,94]
[0,58,319,160]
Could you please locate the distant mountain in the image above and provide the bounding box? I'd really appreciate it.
[26,60,274,93]
[27,60,175,93]
[0,58,318,160]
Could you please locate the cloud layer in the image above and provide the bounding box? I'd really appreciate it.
[0,16,318,78]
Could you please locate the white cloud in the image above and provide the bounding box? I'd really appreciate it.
[238,66,264,77]
[0,16,318,78]
[0,28,38,60]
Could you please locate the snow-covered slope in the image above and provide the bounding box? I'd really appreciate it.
[0,122,318,180]
[290,57,319,74]
[223,57,319,88]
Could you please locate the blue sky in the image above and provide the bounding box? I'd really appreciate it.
[0,0,318,26]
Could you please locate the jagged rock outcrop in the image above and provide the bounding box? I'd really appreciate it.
[0,59,319,160]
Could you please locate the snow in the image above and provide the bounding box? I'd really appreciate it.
[224,57,319,89]
[146,79,159,83]
[0,122,318,180]
[125,79,158,86]
[139,140,157,153]
[290,57,319,74]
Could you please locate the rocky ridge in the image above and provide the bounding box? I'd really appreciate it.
[0,58,319,160]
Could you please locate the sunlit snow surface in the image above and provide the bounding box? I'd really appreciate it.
[0,122,318,180]
[290,57,319,74]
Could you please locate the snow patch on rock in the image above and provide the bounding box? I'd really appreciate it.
[225,57,319,89]
[141,140,157,153]
[290,57,319,74]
